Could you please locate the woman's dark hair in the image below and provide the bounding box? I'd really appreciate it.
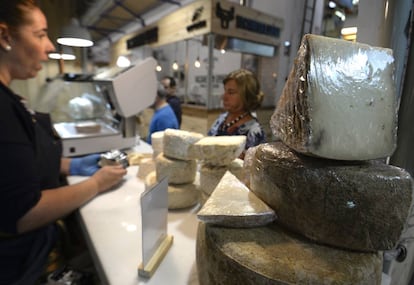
[0,0,37,34]
[223,69,264,111]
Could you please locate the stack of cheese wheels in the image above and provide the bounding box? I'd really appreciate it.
[196,34,414,285]
[145,129,204,210]
[188,135,246,203]
[150,130,165,159]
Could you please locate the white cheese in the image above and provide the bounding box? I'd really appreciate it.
[271,34,397,160]
[145,171,200,210]
[136,157,155,180]
[199,158,245,196]
[155,152,197,184]
[163,128,204,160]
[197,171,276,228]
[151,130,164,158]
[199,164,227,196]
[189,135,246,166]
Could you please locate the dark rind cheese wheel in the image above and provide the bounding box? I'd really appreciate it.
[250,142,413,252]
[196,222,382,285]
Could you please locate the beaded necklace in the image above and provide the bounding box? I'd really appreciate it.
[219,111,249,132]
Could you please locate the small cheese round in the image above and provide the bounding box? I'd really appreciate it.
[145,171,200,210]
[155,152,197,184]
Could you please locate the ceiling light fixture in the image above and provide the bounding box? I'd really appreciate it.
[194,56,201,68]
[155,64,162,72]
[172,60,179,70]
[48,45,76,60]
[57,18,93,47]
[172,43,179,70]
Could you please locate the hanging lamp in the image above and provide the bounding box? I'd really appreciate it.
[57,18,93,47]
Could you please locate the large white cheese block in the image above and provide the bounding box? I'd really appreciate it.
[271,34,397,160]
[197,222,383,285]
[197,171,276,227]
[145,171,200,210]
[155,152,197,184]
[250,142,413,252]
[189,135,246,166]
[163,128,204,160]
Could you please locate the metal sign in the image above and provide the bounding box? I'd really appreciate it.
[140,176,168,266]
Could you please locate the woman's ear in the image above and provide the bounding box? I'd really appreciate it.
[0,24,11,51]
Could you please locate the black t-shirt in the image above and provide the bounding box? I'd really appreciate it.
[0,83,61,284]
[166,95,182,127]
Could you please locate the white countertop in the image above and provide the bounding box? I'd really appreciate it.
[68,142,200,285]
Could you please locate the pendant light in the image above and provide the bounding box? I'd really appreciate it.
[194,43,201,68]
[57,18,93,47]
[172,42,179,70]
[48,45,76,60]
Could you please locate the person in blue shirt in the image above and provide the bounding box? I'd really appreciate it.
[208,69,266,158]
[147,87,179,144]
[161,76,182,127]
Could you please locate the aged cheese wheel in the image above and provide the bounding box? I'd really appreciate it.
[189,135,246,166]
[197,222,382,285]
[155,152,197,184]
[197,171,275,228]
[271,34,397,160]
[163,128,204,160]
[199,164,227,196]
[136,157,155,179]
[127,152,152,166]
[250,142,413,252]
[145,171,200,210]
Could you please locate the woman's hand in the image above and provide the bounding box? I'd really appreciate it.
[90,165,127,194]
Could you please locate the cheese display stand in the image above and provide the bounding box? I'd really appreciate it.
[195,35,413,285]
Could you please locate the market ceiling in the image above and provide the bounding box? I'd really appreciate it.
[76,0,184,45]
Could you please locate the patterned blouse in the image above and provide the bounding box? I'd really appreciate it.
[208,112,266,149]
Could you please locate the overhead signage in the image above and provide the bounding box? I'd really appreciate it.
[126,0,283,49]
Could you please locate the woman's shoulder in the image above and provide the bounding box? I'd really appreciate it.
[240,119,263,133]
[239,119,265,147]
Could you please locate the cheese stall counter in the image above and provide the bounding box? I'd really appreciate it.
[67,141,200,285]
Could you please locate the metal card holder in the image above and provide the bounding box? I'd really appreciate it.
[138,176,173,278]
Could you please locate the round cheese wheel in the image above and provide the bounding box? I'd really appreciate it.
[197,222,382,285]
[155,152,197,184]
[250,142,413,252]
